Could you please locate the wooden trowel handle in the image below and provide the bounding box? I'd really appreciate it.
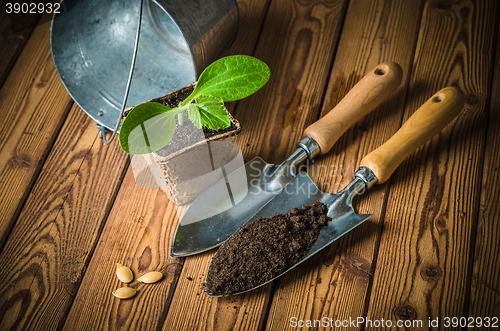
[304,62,403,154]
[360,86,465,184]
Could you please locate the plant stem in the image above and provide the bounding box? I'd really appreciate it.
[179,90,197,107]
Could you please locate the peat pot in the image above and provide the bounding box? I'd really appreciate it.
[127,83,243,205]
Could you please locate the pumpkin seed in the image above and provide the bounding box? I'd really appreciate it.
[116,263,134,283]
[137,271,163,284]
[112,287,137,299]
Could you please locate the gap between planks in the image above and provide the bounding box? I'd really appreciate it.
[467,11,500,319]
[0,102,129,330]
[0,16,74,251]
[0,1,46,88]
[62,0,274,329]
[364,0,499,327]
[164,0,351,330]
[265,0,424,329]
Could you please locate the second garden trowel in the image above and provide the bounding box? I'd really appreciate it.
[206,86,465,296]
[171,63,403,257]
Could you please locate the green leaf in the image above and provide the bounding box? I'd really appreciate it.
[187,103,201,129]
[119,55,271,155]
[119,103,177,154]
[186,55,270,103]
[194,95,231,130]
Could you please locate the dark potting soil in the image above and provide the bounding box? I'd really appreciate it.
[152,85,239,157]
[206,202,331,296]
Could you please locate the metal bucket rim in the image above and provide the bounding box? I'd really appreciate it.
[50,0,239,133]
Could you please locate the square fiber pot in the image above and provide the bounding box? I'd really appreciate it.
[124,83,243,205]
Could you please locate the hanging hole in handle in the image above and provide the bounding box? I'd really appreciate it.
[374,68,386,75]
[432,93,445,103]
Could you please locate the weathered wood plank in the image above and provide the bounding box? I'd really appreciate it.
[162,0,350,329]
[232,0,348,165]
[365,0,498,327]
[61,167,178,331]
[62,0,273,330]
[0,5,41,88]
[0,17,74,249]
[0,103,129,330]
[468,19,500,319]
[264,0,424,329]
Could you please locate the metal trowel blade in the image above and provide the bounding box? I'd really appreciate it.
[206,172,371,297]
[171,157,291,257]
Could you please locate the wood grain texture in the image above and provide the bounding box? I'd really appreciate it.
[0,18,74,249]
[365,0,499,327]
[64,1,274,330]
[0,7,40,88]
[265,0,424,329]
[468,19,500,319]
[233,0,348,165]
[165,250,275,331]
[0,0,496,329]
[62,168,179,331]
[220,0,273,115]
[0,104,128,330]
[304,62,403,155]
[161,0,277,330]
[361,87,465,184]
[163,0,350,330]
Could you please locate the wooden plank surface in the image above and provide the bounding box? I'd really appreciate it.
[365,0,499,327]
[62,167,178,331]
[0,0,497,329]
[468,20,500,320]
[0,103,128,330]
[163,0,350,330]
[62,0,273,330]
[234,0,348,163]
[0,17,74,249]
[0,8,41,88]
[264,0,424,329]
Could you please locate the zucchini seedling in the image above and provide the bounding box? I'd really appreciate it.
[119,55,270,154]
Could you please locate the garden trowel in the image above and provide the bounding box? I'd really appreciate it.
[206,86,465,296]
[171,63,403,257]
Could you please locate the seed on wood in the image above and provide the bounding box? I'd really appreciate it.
[112,287,137,299]
[116,263,134,283]
[137,271,163,284]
